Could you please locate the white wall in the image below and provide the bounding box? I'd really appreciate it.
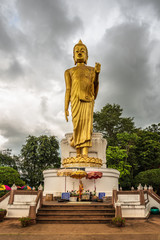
[0,195,10,209]
[14,195,37,203]
[148,195,160,210]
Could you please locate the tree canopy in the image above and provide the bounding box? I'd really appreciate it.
[2,103,160,193]
[93,103,135,145]
[0,166,25,186]
[0,152,17,170]
[19,135,60,187]
[94,103,160,192]
[134,169,160,195]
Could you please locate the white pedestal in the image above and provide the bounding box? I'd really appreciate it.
[43,167,120,197]
[61,132,107,168]
[43,132,120,197]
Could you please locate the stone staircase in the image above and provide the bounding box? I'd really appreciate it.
[36,202,115,224]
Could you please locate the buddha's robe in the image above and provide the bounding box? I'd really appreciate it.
[65,65,99,149]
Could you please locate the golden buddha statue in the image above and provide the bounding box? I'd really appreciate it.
[65,40,101,158]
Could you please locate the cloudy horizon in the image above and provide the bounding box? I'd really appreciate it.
[0,0,160,155]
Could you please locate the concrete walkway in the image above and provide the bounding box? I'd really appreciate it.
[0,215,160,240]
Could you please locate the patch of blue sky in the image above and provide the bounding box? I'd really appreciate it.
[0,1,21,29]
[9,13,21,29]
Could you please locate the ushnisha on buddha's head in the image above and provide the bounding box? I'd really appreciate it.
[73,40,88,65]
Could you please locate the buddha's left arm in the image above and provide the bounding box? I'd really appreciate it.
[65,69,71,122]
[94,63,101,99]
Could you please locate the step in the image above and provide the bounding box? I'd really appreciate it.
[42,203,113,206]
[36,202,115,224]
[39,206,114,211]
[37,210,115,215]
[36,218,112,224]
[40,205,113,210]
[36,214,113,220]
[37,212,115,216]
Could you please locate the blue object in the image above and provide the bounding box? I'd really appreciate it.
[150,207,159,214]
[98,192,105,199]
[62,192,70,200]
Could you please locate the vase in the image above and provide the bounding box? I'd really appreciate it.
[70,197,77,202]
[0,210,7,221]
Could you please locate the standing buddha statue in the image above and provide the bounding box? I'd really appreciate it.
[64,40,101,162]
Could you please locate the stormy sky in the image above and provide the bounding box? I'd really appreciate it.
[0,0,160,155]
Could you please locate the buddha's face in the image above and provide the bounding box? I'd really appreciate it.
[74,45,87,64]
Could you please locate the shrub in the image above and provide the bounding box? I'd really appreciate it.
[112,217,125,227]
[0,190,9,198]
[19,217,32,227]
[134,169,160,194]
[0,209,7,221]
[0,167,25,186]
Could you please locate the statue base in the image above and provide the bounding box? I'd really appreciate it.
[43,167,120,197]
[61,132,107,168]
[62,156,102,168]
[43,132,120,197]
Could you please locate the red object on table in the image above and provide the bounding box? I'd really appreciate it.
[86,171,102,179]
[86,171,103,193]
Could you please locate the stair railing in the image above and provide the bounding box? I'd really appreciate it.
[29,190,43,223]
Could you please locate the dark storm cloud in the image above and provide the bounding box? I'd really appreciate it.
[0,59,24,80]
[1,0,160,155]
[131,0,160,18]
[96,21,156,127]
[0,118,29,154]
[0,16,15,52]
[16,0,83,59]
[8,60,24,77]
[0,0,83,154]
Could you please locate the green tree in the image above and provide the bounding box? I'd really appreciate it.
[134,169,160,194]
[20,135,60,187]
[93,103,135,145]
[117,132,139,183]
[94,103,160,190]
[145,123,160,133]
[135,130,160,173]
[0,152,17,170]
[106,146,132,188]
[0,166,25,186]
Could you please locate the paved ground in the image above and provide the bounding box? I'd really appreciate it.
[0,215,160,240]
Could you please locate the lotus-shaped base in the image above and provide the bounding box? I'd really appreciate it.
[62,156,102,168]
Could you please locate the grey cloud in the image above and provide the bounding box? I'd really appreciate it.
[40,96,48,114]
[118,0,160,20]
[0,120,29,154]
[9,60,24,77]
[0,57,25,83]
[16,0,83,58]
[0,15,15,52]
[136,0,160,17]
[96,21,156,127]
[1,0,160,155]
[6,59,24,80]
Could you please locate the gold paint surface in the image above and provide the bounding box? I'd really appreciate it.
[64,40,101,157]
[62,156,102,168]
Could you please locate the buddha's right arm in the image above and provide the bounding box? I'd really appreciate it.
[65,70,71,122]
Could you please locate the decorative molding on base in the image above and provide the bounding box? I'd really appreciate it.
[62,156,102,168]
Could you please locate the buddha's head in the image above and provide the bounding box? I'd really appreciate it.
[73,40,88,65]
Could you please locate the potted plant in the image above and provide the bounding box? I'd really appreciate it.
[83,190,90,195]
[112,217,125,227]
[91,191,98,201]
[70,190,78,202]
[0,209,7,221]
[19,217,32,227]
[81,190,90,200]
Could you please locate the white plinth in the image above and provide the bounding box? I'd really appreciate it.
[43,132,120,197]
[61,132,107,168]
[43,167,120,197]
